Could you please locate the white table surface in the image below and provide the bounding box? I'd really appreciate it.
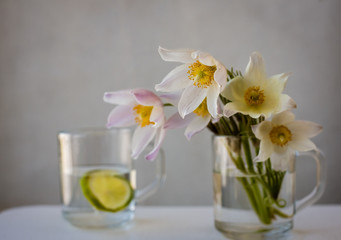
[0,205,340,240]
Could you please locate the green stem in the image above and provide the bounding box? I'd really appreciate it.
[234,156,246,173]
[219,117,233,135]
[235,135,272,224]
[237,176,272,224]
[273,208,292,219]
[241,135,255,173]
[237,178,262,218]
[229,116,239,135]
[215,115,287,225]
[207,121,218,135]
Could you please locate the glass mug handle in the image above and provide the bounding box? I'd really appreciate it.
[135,148,166,203]
[295,149,327,212]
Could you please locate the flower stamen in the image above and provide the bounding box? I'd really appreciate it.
[193,98,210,117]
[269,125,292,147]
[244,86,265,106]
[133,105,154,127]
[188,61,216,88]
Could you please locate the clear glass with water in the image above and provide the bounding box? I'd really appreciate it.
[58,128,165,228]
[213,171,295,239]
[212,135,326,240]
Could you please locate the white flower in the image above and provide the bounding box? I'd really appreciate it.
[155,46,227,119]
[103,89,166,161]
[167,99,211,140]
[221,52,296,118]
[252,111,322,171]
[160,93,212,140]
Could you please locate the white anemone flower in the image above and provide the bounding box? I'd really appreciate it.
[221,52,296,118]
[103,89,166,161]
[155,46,227,119]
[252,111,322,171]
[161,93,212,140]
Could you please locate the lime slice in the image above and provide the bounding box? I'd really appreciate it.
[80,169,134,212]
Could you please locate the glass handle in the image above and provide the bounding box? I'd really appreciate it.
[296,149,326,212]
[135,148,166,203]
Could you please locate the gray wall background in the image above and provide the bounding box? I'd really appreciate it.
[1,0,340,210]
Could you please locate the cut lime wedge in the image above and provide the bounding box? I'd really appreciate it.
[80,169,134,212]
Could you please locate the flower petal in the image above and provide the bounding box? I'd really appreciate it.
[268,72,291,92]
[270,150,294,171]
[185,115,211,140]
[214,63,228,89]
[178,84,208,118]
[277,94,297,112]
[106,105,136,128]
[252,121,272,140]
[158,46,195,63]
[132,126,157,159]
[249,111,267,119]
[207,81,220,118]
[287,120,322,138]
[258,139,274,162]
[103,90,135,105]
[165,113,195,129]
[245,52,267,82]
[149,105,165,127]
[223,102,238,118]
[132,89,161,106]
[271,111,295,125]
[217,99,224,116]
[270,157,283,171]
[223,101,257,118]
[197,51,216,66]
[159,92,181,106]
[289,137,317,152]
[155,64,192,92]
[220,76,246,102]
[145,127,166,161]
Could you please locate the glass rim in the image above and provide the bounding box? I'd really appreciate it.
[58,126,132,137]
[212,134,241,139]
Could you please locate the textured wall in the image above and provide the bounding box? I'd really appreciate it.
[0,0,340,210]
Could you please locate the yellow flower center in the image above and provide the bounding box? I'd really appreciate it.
[269,125,292,147]
[193,98,210,117]
[133,105,154,127]
[188,61,216,88]
[244,86,265,106]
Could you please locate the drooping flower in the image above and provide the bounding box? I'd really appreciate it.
[168,99,212,140]
[252,111,322,171]
[155,46,228,119]
[160,93,212,140]
[103,89,166,161]
[221,52,296,119]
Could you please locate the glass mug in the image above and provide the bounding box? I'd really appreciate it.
[58,127,166,228]
[212,135,326,240]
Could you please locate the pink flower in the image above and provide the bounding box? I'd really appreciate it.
[103,89,166,161]
[161,93,211,140]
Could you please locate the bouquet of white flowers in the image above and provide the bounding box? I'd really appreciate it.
[104,47,322,225]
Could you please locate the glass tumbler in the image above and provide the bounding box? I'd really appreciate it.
[58,127,166,228]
